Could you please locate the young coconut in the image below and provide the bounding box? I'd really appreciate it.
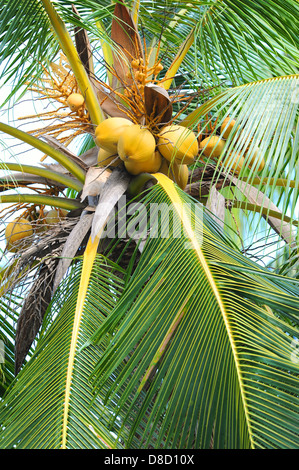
[220,117,237,139]
[199,135,225,158]
[172,161,189,190]
[67,93,85,111]
[158,157,170,176]
[246,148,265,172]
[118,125,156,163]
[159,159,189,190]
[5,217,33,252]
[222,153,245,174]
[97,148,120,167]
[158,125,198,165]
[95,117,133,153]
[124,149,162,175]
[45,208,68,225]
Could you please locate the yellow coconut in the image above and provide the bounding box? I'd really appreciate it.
[172,161,189,190]
[221,117,237,139]
[97,148,120,167]
[118,125,156,163]
[35,212,49,233]
[158,125,198,165]
[199,135,225,158]
[67,93,85,111]
[222,153,245,174]
[158,159,189,190]
[158,157,170,176]
[246,148,265,172]
[45,208,68,225]
[5,218,33,252]
[94,117,133,153]
[124,150,162,175]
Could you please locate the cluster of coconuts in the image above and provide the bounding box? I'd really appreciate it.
[199,117,265,173]
[4,209,68,253]
[94,117,199,190]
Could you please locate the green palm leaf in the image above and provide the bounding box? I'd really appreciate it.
[0,295,19,396]
[1,0,298,105]
[88,180,299,449]
[0,0,55,103]
[196,0,299,82]
[0,0,298,451]
[183,74,299,243]
[0,256,126,448]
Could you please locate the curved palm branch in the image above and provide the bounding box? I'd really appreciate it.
[1,183,298,448]
[88,180,299,449]
[0,256,126,448]
[182,74,299,244]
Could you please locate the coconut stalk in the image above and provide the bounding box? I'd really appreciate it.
[0,194,83,211]
[0,122,86,184]
[227,199,298,227]
[0,162,83,192]
[239,176,299,189]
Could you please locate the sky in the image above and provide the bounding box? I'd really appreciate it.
[1,82,54,165]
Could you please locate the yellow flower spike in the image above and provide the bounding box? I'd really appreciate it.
[158,124,198,165]
[41,0,104,126]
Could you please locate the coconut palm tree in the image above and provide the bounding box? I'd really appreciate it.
[0,0,298,449]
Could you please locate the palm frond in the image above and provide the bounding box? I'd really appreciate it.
[196,0,299,83]
[0,0,298,451]
[88,181,299,449]
[0,122,86,183]
[0,0,56,104]
[0,295,19,396]
[0,256,126,448]
[184,74,299,243]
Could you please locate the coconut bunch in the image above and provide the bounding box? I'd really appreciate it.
[94,117,199,190]
[199,116,265,174]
